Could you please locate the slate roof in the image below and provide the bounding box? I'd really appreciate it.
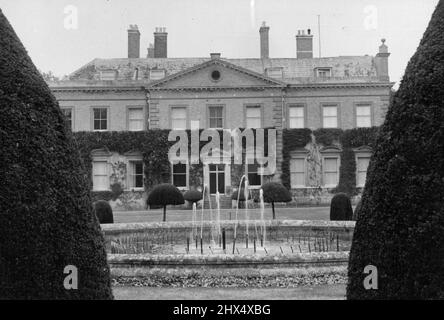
[68,55,380,84]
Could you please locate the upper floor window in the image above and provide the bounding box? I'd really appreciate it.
[171,107,187,130]
[172,163,188,188]
[315,67,332,78]
[93,108,108,131]
[245,105,261,128]
[150,69,166,80]
[128,107,144,131]
[128,161,144,189]
[92,161,109,191]
[356,104,372,128]
[288,104,305,128]
[290,157,306,188]
[208,106,224,129]
[61,107,73,130]
[322,104,338,128]
[99,70,117,81]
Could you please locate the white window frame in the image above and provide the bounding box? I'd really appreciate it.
[355,103,372,128]
[245,159,264,188]
[61,107,74,131]
[99,70,117,81]
[150,69,166,80]
[290,157,306,188]
[92,160,109,191]
[208,105,224,129]
[288,104,305,129]
[354,147,373,188]
[322,104,339,128]
[127,160,144,190]
[315,67,332,78]
[92,107,109,132]
[245,105,262,129]
[322,156,340,188]
[170,106,188,130]
[127,106,145,131]
[171,162,189,190]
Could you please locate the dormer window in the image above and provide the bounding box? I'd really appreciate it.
[99,70,117,81]
[150,69,166,80]
[266,67,283,79]
[315,67,332,78]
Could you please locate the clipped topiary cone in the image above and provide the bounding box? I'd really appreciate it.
[0,10,113,299]
[347,1,444,299]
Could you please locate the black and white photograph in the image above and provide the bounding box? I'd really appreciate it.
[0,0,443,307]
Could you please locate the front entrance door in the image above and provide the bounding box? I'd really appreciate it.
[209,164,225,194]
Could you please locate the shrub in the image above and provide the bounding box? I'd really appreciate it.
[352,200,362,221]
[0,10,112,299]
[330,193,353,221]
[147,184,184,222]
[183,190,202,204]
[347,1,444,299]
[262,182,292,219]
[231,188,250,209]
[94,200,114,224]
[110,182,124,201]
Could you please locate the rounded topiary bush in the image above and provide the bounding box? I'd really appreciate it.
[330,193,353,221]
[183,190,202,205]
[94,200,114,224]
[352,200,362,221]
[262,182,292,220]
[232,188,249,209]
[347,1,444,299]
[147,184,184,222]
[0,10,112,299]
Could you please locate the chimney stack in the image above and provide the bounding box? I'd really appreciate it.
[295,29,313,59]
[154,27,168,58]
[128,25,140,58]
[375,38,390,81]
[259,21,270,59]
[147,43,155,58]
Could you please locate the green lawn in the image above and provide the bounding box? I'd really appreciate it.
[113,284,346,300]
[114,206,335,224]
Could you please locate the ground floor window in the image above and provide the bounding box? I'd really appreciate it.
[356,156,371,187]
[92,161,109,191]
[128,161,144,189]
[323,156,339,187]
[246,162,263,187]
[172,163,188,188]
[290,158,306,188]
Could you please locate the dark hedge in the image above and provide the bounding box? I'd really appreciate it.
[147,184,185,222]
[0,10,113,299]
[329,193,353,221]
[93,201,114,224]
[347,0,444,299]
[262,182,292,219]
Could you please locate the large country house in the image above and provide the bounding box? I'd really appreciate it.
[49,23,394,210]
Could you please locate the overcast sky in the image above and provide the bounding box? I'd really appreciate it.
[0,0,439,85]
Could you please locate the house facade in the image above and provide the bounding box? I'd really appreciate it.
[49,23,393,210]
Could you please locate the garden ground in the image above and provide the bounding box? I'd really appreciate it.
[112,284,346,300]
[113,206,341,223]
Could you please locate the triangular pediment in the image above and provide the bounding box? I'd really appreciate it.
[148,59,285,89]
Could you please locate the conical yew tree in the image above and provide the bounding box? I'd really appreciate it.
[347,1,444,299]
[0,10,113,299]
